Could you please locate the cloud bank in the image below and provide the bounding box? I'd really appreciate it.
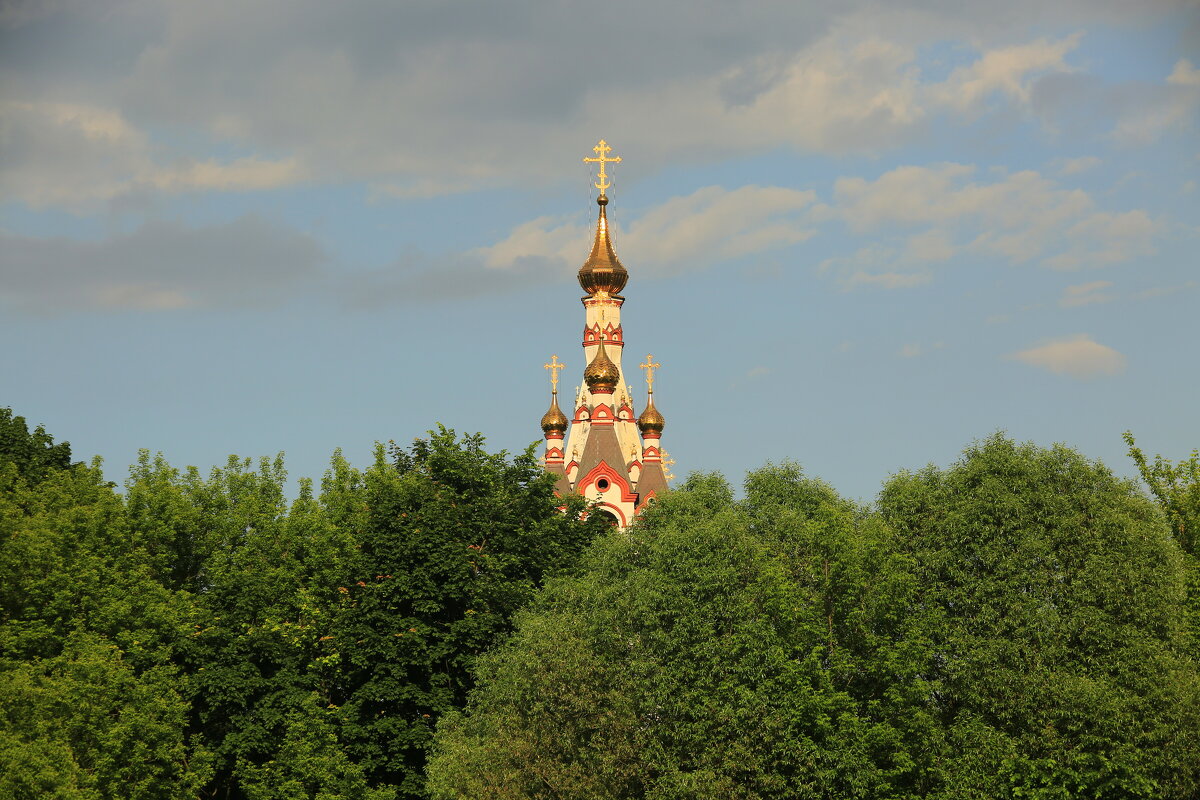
[1007,334,1127,378]
[2,1,1195,207]
[0,215,326,312]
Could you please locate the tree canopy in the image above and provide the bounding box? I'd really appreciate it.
[3,406,1197,799]
[430,438,1200,799]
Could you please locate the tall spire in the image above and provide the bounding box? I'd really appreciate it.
[578,140,628,296]
[537,139,675,528]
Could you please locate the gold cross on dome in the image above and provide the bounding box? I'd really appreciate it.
[639,354,661,392]
[544,355,565,394]
[583,139,621,194]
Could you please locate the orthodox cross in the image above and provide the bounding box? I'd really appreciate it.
[639,354,661,392]
[544,355,564,396]
[583,139,621,194]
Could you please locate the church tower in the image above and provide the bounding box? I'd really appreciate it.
[538,140,673,527]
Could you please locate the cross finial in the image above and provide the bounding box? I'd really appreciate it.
[583,139,621,194]
[640,354,661,393]
[544,355,565,394]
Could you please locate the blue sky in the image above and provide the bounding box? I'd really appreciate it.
[2,0,1197,502]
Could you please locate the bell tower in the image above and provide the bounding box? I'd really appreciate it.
[537,140,673,526]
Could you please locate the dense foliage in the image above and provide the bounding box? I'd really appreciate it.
[1124,431,1200,659]
[430,437,1200,799]
[3,408,1197,799]
[0,412,602,799]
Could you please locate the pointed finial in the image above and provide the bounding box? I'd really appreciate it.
[583,139,621,195]
[640,354,661,393]
[544,354,565,395]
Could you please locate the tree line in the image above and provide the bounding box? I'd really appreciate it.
[1,406,1197,799]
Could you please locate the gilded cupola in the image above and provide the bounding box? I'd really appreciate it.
[577,195,628,296]
[541,354,569,433]
[637,354,665,434]
[541,397,568,433]
[583,337,620,393]
[637,396,665,434]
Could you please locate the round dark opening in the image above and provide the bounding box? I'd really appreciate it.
[596,478,610,490]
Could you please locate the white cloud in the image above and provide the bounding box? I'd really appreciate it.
[1133,280,1198,301]
[0,101,307,208]
[1108,59,1200,144]
[933,33,1082,110]
[844,270,932,290]
[7,1,1177,206]
[1007,333,1126,378]
[825,162,1159,271]
[831,163,1091,234]
[1043,210,1161,270]
[478,185,816,274]
[899,343,922,358]
[1056,156,1101,175]
[0,216,326,312]
[1168,59,1200,87]
[904,229,956,262]
[1059,280,1113,308]
[148,157,307,193]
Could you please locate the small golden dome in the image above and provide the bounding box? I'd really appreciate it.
[637,396,665,434]
[584,338,620,393]
[540,397,568,433]
[577,196,628,296]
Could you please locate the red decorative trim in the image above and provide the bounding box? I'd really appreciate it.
[582,323,624,347]
[581,295,625,309]
[544,431,564,440]
[545,447,563,460]
[574,406,589,421]
[642,432,661,440]
[592,403,614,419]
[636,490,661,514]
[590,501,628,527]
[617,403,634,419]
[577,461,639,506]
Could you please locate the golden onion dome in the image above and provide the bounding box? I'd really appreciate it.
[583,338,620,393]
[540,396,568,434]
[637,396,665,434]
[577,196,628,296]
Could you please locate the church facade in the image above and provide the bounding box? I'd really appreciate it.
[538,141,672,527]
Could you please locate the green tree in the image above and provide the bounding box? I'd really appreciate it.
[323,429,604,797]
[0,407,72,485]
[1123,431,1200,556]
[0,445,209,796]
[0,632,210,799]
[878,434,1200,799]
[236,699,395,800]
[124,451,363,799]
[429,469,897,799]
[1123,431,1200,657]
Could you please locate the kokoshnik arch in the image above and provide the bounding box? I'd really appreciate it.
[538,140,674,528]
